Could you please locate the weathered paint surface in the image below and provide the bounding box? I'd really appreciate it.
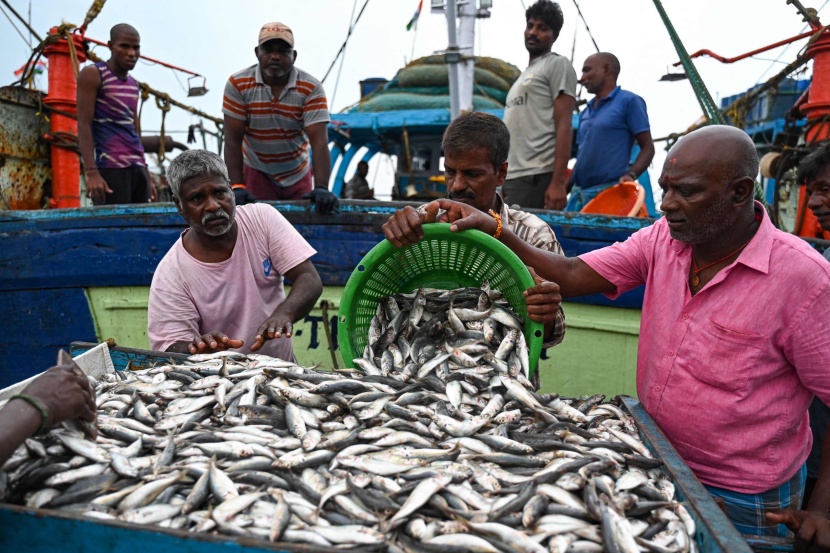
[0,201,652,301]
[0,289,96,388]
[0,86,51,210]
[0,502,314,553]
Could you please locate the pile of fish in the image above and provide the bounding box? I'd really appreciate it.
[0,284,699,553]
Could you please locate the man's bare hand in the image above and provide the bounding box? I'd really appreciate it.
[86,172,113,205]
[430,199,498,235]
[544,182,567,211]
[766,509,830,552]
[22,350,96,427]
[251,314,293,352]
[382,205,427,248]
[524,267,563,324]
[187,332,244,354]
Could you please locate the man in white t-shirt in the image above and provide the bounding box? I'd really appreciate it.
[502,0,577,210]
[148,150,322,360]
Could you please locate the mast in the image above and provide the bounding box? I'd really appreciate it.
[432,0,492,120]
[444,0,461,119]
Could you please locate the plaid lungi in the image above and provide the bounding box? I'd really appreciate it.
[705,464,806,537]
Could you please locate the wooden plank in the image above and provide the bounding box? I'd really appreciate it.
[621,396,756,553]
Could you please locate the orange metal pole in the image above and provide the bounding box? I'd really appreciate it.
[83,36,203,77]
[795,30,830,238]
[42,28,87,209]
[673,30,817,67]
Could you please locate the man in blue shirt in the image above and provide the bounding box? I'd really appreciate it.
[566,53,656,215]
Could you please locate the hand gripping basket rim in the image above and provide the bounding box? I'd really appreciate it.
[337,223,544,376]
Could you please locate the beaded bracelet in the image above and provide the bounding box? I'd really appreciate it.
[10,394,49,434]
[488,209,502,240]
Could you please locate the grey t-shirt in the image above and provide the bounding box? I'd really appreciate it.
[503,52,577,179]
[824,248,830,262]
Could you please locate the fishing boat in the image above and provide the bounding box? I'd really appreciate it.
[0,0,828,403]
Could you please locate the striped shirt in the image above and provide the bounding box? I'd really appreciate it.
[498,197,566,348]
[223,65,329,188]
[92,62,145,168]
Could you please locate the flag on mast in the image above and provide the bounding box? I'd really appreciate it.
[14,60,47,77]
[406,0,423,31]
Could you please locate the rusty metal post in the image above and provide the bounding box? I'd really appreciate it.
[0,87,51,209]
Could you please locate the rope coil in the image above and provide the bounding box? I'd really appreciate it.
[154,94,172,161]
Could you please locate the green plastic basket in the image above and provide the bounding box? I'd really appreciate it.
[338,223,544,376]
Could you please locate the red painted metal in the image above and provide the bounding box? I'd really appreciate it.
[83,36,202,78]
[796,29,830,238]
[42,28,87,209]
[673,30,816,66]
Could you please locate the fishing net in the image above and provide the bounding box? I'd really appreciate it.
[352,55,520,112]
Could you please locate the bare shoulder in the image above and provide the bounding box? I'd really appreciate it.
[78,64,101,85]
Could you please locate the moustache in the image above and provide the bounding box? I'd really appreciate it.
[448,192,476,201]
[202,210,230,225]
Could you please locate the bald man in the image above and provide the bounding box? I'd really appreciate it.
[78,23,152,205]
[567,52,656,215]
[420,126,830,543]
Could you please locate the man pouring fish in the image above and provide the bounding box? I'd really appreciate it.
[399,125,830,549]
[383,111,568,375]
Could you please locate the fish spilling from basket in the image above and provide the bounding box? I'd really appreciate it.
[0,283,698,553]
[357,283,534,383]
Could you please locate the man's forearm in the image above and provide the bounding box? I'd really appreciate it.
[500,230,576,291]
[0,400,42,466]
[311,140,331,190]
[628,145,654,179]
[78,124,97,169]
[224,139,245,185]
[551,126,572,187]
[281,272,323,322]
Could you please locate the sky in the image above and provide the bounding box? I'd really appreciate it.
[0,0,822,202]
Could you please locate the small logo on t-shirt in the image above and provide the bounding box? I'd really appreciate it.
[505,92,529,109]
[263,258,273,277]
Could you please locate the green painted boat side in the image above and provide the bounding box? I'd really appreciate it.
[84,285,640,398]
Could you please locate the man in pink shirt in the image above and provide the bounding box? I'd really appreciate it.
[148,150,322,360]
[418,126,830,545]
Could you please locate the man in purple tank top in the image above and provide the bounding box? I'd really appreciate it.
[78,24,152,205]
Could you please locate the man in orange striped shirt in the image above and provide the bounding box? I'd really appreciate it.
[223,22,338,214]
